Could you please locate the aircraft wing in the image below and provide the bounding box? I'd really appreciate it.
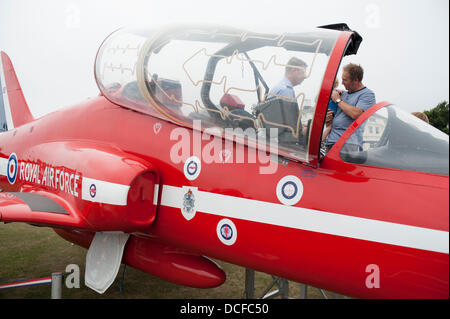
[0,191,90,229]
[0,190,134,294]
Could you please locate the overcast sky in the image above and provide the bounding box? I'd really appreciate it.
[0,0,448,118]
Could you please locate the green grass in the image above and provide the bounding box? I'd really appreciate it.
[0,223,337,299]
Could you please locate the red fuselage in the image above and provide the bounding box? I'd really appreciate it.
[1,95,448,298]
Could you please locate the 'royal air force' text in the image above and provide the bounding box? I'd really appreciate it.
[19,161,80,197]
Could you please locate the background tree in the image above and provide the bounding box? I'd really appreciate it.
[424,101,449,134]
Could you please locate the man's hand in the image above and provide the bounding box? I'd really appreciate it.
[302,124,308,137]
[326,110,334,127]
[331,90,341,102]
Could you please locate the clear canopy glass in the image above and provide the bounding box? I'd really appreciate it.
[341,105,449,175]
[95,25,341,162]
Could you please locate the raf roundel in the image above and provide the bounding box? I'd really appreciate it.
[7,153,18,184]
[276,175,304,206]
[216,218,237,246]
[89,184,97,198]
[184,156,201,181]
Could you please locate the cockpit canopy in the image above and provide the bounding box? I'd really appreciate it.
[341,105,449,175]
[95,24,350,163]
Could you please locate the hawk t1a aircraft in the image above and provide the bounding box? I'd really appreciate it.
[0,23,448,298]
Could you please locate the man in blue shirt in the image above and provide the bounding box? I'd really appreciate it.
[269,57,307,99]
[266,57,308,140]
[324,63,376,153]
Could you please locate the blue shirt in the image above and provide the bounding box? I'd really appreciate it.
[328,100,338,113]
[268,77,295,99]
[327,87,376,146]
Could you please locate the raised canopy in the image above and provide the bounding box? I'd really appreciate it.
[95,24,356,165]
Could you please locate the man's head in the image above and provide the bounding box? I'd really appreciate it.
[285,57,307,86]
[411,112,430,123]
[342,63,364,92]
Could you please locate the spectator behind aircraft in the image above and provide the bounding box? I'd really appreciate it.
[411,112,430,124]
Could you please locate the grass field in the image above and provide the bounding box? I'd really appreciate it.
[0,223,336,299]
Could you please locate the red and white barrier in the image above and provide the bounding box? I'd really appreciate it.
[0,276,52,290]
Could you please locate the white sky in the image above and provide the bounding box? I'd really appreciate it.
[0,0,448,118]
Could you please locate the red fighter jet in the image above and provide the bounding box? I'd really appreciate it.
[0,23,448,298]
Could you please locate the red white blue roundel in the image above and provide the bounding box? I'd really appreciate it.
[216,218,237,246]
[184,156,201,181]
[89,184,97,198]
[276,175,303,206]
[7,153,18,184]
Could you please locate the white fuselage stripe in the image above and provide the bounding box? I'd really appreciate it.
[81,177,129,206]
[0,55,14,130]
[0,155,131,206]
[0,157,8,176]
[161,185,449,254]
[2,158,448,254]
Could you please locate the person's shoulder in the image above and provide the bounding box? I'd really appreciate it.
[362,87,375,95]
[270,78,294,96]
[271,78,287,91]
[361,87,376,100]
[358,87,376,108]
[269,82,280,95]
[350,87,375,100]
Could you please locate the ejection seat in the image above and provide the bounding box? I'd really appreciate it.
[254,97,307,145]
[219,94,255,130]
